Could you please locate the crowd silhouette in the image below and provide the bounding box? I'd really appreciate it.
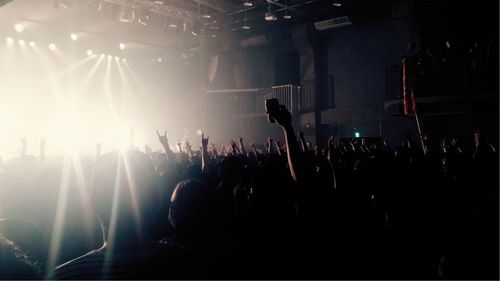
[0,104,498,280]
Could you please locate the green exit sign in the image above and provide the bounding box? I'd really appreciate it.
[354,132,360,138]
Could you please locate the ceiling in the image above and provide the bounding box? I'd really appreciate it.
[0,0,393,50]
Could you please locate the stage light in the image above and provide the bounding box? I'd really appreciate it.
[264,5,277,21]
[242,24,251,30]
[70,33,78,41]
[18,39,25,45]
[6,37,14,44]
[29,41,36,47]
[196,129,202,136]
[354,131,360,138]
[107,55,112,59]
[86,49,93,56]
[49,43,56,50]
[157,57,163,63]
[333,2,342,7]
[115,56,120,60]
[14,23,24,32]
[122,58,126,62]
[101,54,105,58]
[243,0,253,7]
[202,14,211,19]
[119,43,125,50]
[167,20,177,28]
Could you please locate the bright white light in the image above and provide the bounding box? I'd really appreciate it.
[243,1,253,7]
[14,23,24,33]
[101,54,105,58]
[157,57,163,63]
[70,33,78,41]
[242,25,251,30]
[122,58,126,62]
[115,56,120,60]
[86,49,93,56]
[202,14,211,19]
[49,43,56,50]
[119,43,125,50]
[29,41,36,47]
[6,37,14,44]
[333,2,342,7]
[107,55,112,59]
[18,39,25,45]
[196,129,202,136]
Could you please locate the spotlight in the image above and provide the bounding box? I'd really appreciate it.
[122,58,126,62]
[242,24,251,30]
[29,41,36,47]
[18,39,25,45]
[115,56,120,60]
[167,19,177,28]
[49,43,56,50]
[107,55,112,59]
[333,2,342,7]
[14,23,24,33]
[119,43,125,50]
[86,49,93,56]
[6,37,14,44]
[191,23,200,36]
[100,54,105,58]
[157,57,163,63]
[264,5,277,21]
[70,33,78,41]
[243,0,253,7]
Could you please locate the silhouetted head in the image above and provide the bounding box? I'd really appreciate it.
[90,150,161,235]
[218,156,243,180]
[169,179,208,237]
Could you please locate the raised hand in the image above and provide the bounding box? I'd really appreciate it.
[298,128,305,140]
[156,129,169,148]
[201,133,210,173]
[238,136,247,155]
[268,104,292,127]
[267,137,274,154]
[201,133,209,149]
[177,141,183,153]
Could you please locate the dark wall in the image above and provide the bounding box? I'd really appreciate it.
[317,18,411,144]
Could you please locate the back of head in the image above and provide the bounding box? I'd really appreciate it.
[169,179,208,237]
[90,150,161,232]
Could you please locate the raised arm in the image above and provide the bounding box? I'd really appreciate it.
[269,105,304,183]
[238,137,247,155]
[276,138,284,156]
[201,133,210,173]
[298,128,308,152]
[156,129,175,161]
[267,137,274,154]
